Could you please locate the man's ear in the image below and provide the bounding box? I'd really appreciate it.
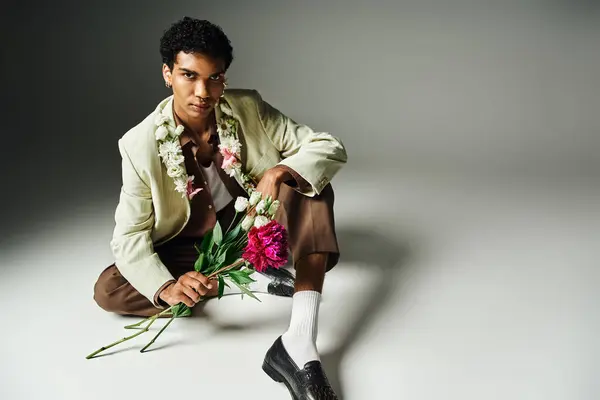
[162,64,172,85]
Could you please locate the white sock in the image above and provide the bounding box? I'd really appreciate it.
[281,290,321,368]
[222,271,271,296]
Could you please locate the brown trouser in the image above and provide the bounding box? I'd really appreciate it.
[93,184,339,317]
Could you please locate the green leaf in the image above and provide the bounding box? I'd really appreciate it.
[215,249,227,268]
[203,263,217,276]
[194,243,202,254]
[228,278,261,302]
[171,303,192,318]
[227,272,240,285]
[201,229,213,254]
[205,248,227,276]
[218,275,225,299]
[242,267,256,278]
[194,252,205,272]
[179,307,192,317]
[228,269,256,285]
[223,223,242,245]
[213,221,223,246]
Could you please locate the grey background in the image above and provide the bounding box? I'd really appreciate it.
[1,2,599,399]
[2,0,599,242]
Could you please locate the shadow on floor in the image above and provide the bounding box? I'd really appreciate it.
[96,225,418,400]
[319,226,417,399]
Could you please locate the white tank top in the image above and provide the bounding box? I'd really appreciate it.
[200,162,233,212]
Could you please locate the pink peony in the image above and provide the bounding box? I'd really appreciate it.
[242,220,289,272]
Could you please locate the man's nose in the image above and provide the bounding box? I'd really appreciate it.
[194,81,210,99]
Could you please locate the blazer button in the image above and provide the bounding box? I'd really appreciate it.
[208,205,213,209]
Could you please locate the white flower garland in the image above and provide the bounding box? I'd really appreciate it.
[154,113,190,198]
[154,99,257,200]
[215,100,256,194]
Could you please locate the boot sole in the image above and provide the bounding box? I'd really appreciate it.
[262,360,299,400]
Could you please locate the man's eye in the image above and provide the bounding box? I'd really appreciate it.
[209,75,221,81]
[184,73,194,79]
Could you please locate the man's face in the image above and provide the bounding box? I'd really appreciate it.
[163,51,227,120]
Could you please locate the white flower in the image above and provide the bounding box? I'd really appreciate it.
[234,197,249,212]
[154,114,169,126]
[219,136,237,149]
[263,195,273,211]
[220,102,233,116]
[158,141,181,159]
[222,159,242,177]
[217,120,234,136]
[174,125,185,137]
[253,215,269,228]
[231,142,242,156]
[166,153,185,167]
[174,177,188,194]
[167,165,185,178]
[267,200,280,217]
[241,215,255,231]
[249,191,262,206]
[219,136,242,155]
[155,125,169,141]
[255,200,267,215]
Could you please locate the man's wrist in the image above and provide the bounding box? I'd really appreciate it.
[156,280,176,304]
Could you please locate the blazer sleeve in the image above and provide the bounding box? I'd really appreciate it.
[253,90,348,197]
[109,138,175,307]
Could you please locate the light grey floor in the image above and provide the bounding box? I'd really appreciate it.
[1,168,598,400]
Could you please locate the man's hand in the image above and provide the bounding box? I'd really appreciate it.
[159,271,216,307]
[255,166,293,203]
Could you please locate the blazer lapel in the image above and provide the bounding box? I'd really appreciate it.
[160,95,177,129]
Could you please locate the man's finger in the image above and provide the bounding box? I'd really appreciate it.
[182,275,209,295]
[183,273,211,290]
[193,272,213,290]
[176,292,196,307]
[181,285,202,303]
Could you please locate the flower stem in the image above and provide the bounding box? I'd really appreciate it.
[235,233,247,248]
[124,307,174,329]
[124,317,151,330]
[86,314,159,359]
[88,259,248,359]
[207,258,245,278]
[225,211,239,234]
[139,314,177,353]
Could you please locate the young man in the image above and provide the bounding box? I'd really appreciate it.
[93,17,347,399]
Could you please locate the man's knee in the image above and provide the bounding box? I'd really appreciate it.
[295,251,339,273]
[93,265,125,313]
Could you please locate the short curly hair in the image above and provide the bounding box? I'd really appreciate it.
[159,17,234,71]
